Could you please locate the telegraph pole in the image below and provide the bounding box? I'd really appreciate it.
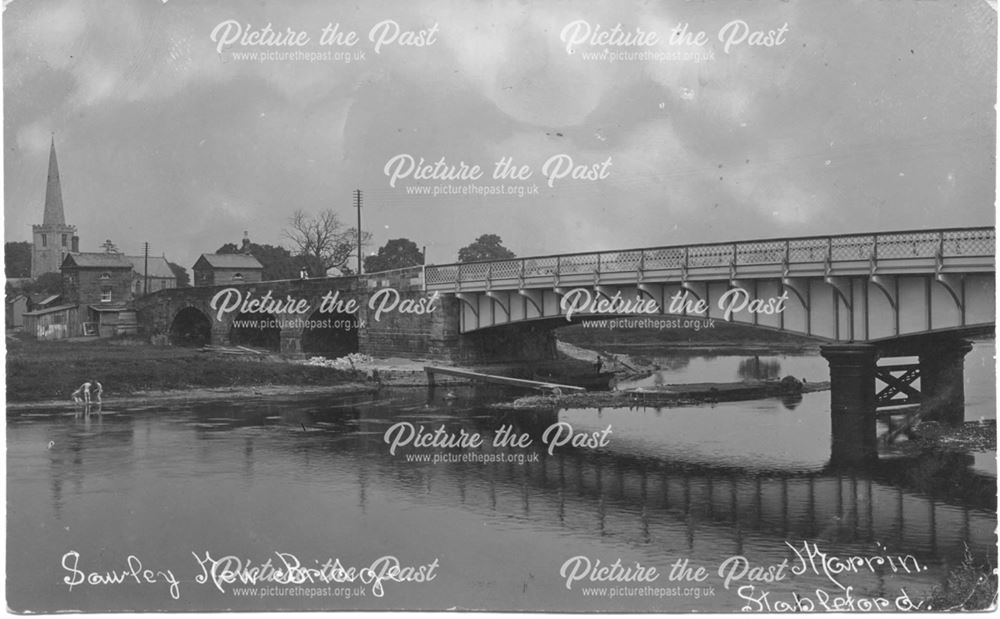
[354,189,363,275]
[143,242,150,296]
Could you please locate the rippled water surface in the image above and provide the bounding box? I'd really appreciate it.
[7,342,995,612]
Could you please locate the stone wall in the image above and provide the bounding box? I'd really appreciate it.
[359,292,557,363]
[135,269,557,364]
[358,291,460,361]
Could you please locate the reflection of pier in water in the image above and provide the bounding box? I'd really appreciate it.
[350,405,996,566]
[373,446,995,563]
[175,396,996,565]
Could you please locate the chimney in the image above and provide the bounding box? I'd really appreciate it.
[71,235,79,252]
[241,230,251,254]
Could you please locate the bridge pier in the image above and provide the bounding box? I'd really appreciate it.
[210,320,231,347]
[280,324,302,354]
[918,339,973,425]
[821,344,879,467]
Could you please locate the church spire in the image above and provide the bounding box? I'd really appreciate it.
[43,134,65,226]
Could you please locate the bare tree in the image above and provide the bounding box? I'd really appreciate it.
[283,209,372,275]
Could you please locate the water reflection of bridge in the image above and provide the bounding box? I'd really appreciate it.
[171,396,996,563]
[28,396,995,574]
[370,442,995,563]
[345,402,996,565]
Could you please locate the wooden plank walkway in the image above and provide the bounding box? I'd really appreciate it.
[424,366,586,393]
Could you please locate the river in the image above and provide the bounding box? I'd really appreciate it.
[6,341,995,612]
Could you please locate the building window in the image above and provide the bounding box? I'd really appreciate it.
[61,234,68,247]
[41,234,47,247]
[99,272,112,280]
[101,288,112,303]
[232,273,244,282]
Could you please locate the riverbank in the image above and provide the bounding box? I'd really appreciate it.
[5,383,379,412]
[5,335,364,404]
[4,336,544,407]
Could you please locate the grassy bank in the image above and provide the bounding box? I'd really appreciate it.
[5,335,356,403]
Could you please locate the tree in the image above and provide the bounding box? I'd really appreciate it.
[26,272,64,296]
[283,209,371,275]
[5,241,32,278]
[458,234,516,262]
[167,261,190,287]
[364,238,424,273]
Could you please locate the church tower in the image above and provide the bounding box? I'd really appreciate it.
[31,136,78,278]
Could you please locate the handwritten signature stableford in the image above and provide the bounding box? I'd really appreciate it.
[61,550,439,600]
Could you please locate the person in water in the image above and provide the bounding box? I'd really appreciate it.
[71,381,92,404]
[92,380,103,404]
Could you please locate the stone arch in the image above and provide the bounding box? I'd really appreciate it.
[229,311,281,351]
[168,306,213,347]
[300,308,359,357]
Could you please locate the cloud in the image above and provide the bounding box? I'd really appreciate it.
[429,0,637,127]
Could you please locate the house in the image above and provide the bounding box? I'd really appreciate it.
[127,255,178,295]
[62,253,134,305]
[58,252,135,338]
[192,254,264,287]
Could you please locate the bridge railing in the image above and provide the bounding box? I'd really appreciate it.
[424,227,994,286]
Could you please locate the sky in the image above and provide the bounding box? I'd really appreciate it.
[3,0,996,274]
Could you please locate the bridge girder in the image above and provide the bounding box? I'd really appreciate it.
[440,274,994,345]
[424,227,995,344]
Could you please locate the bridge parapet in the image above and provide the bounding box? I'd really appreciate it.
[425,227,994,291]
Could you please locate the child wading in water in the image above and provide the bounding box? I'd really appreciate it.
[71,381,92,404]
[71,380,103,406]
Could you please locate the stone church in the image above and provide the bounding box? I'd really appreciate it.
[31,136,79,277]
[23,137,179,340]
